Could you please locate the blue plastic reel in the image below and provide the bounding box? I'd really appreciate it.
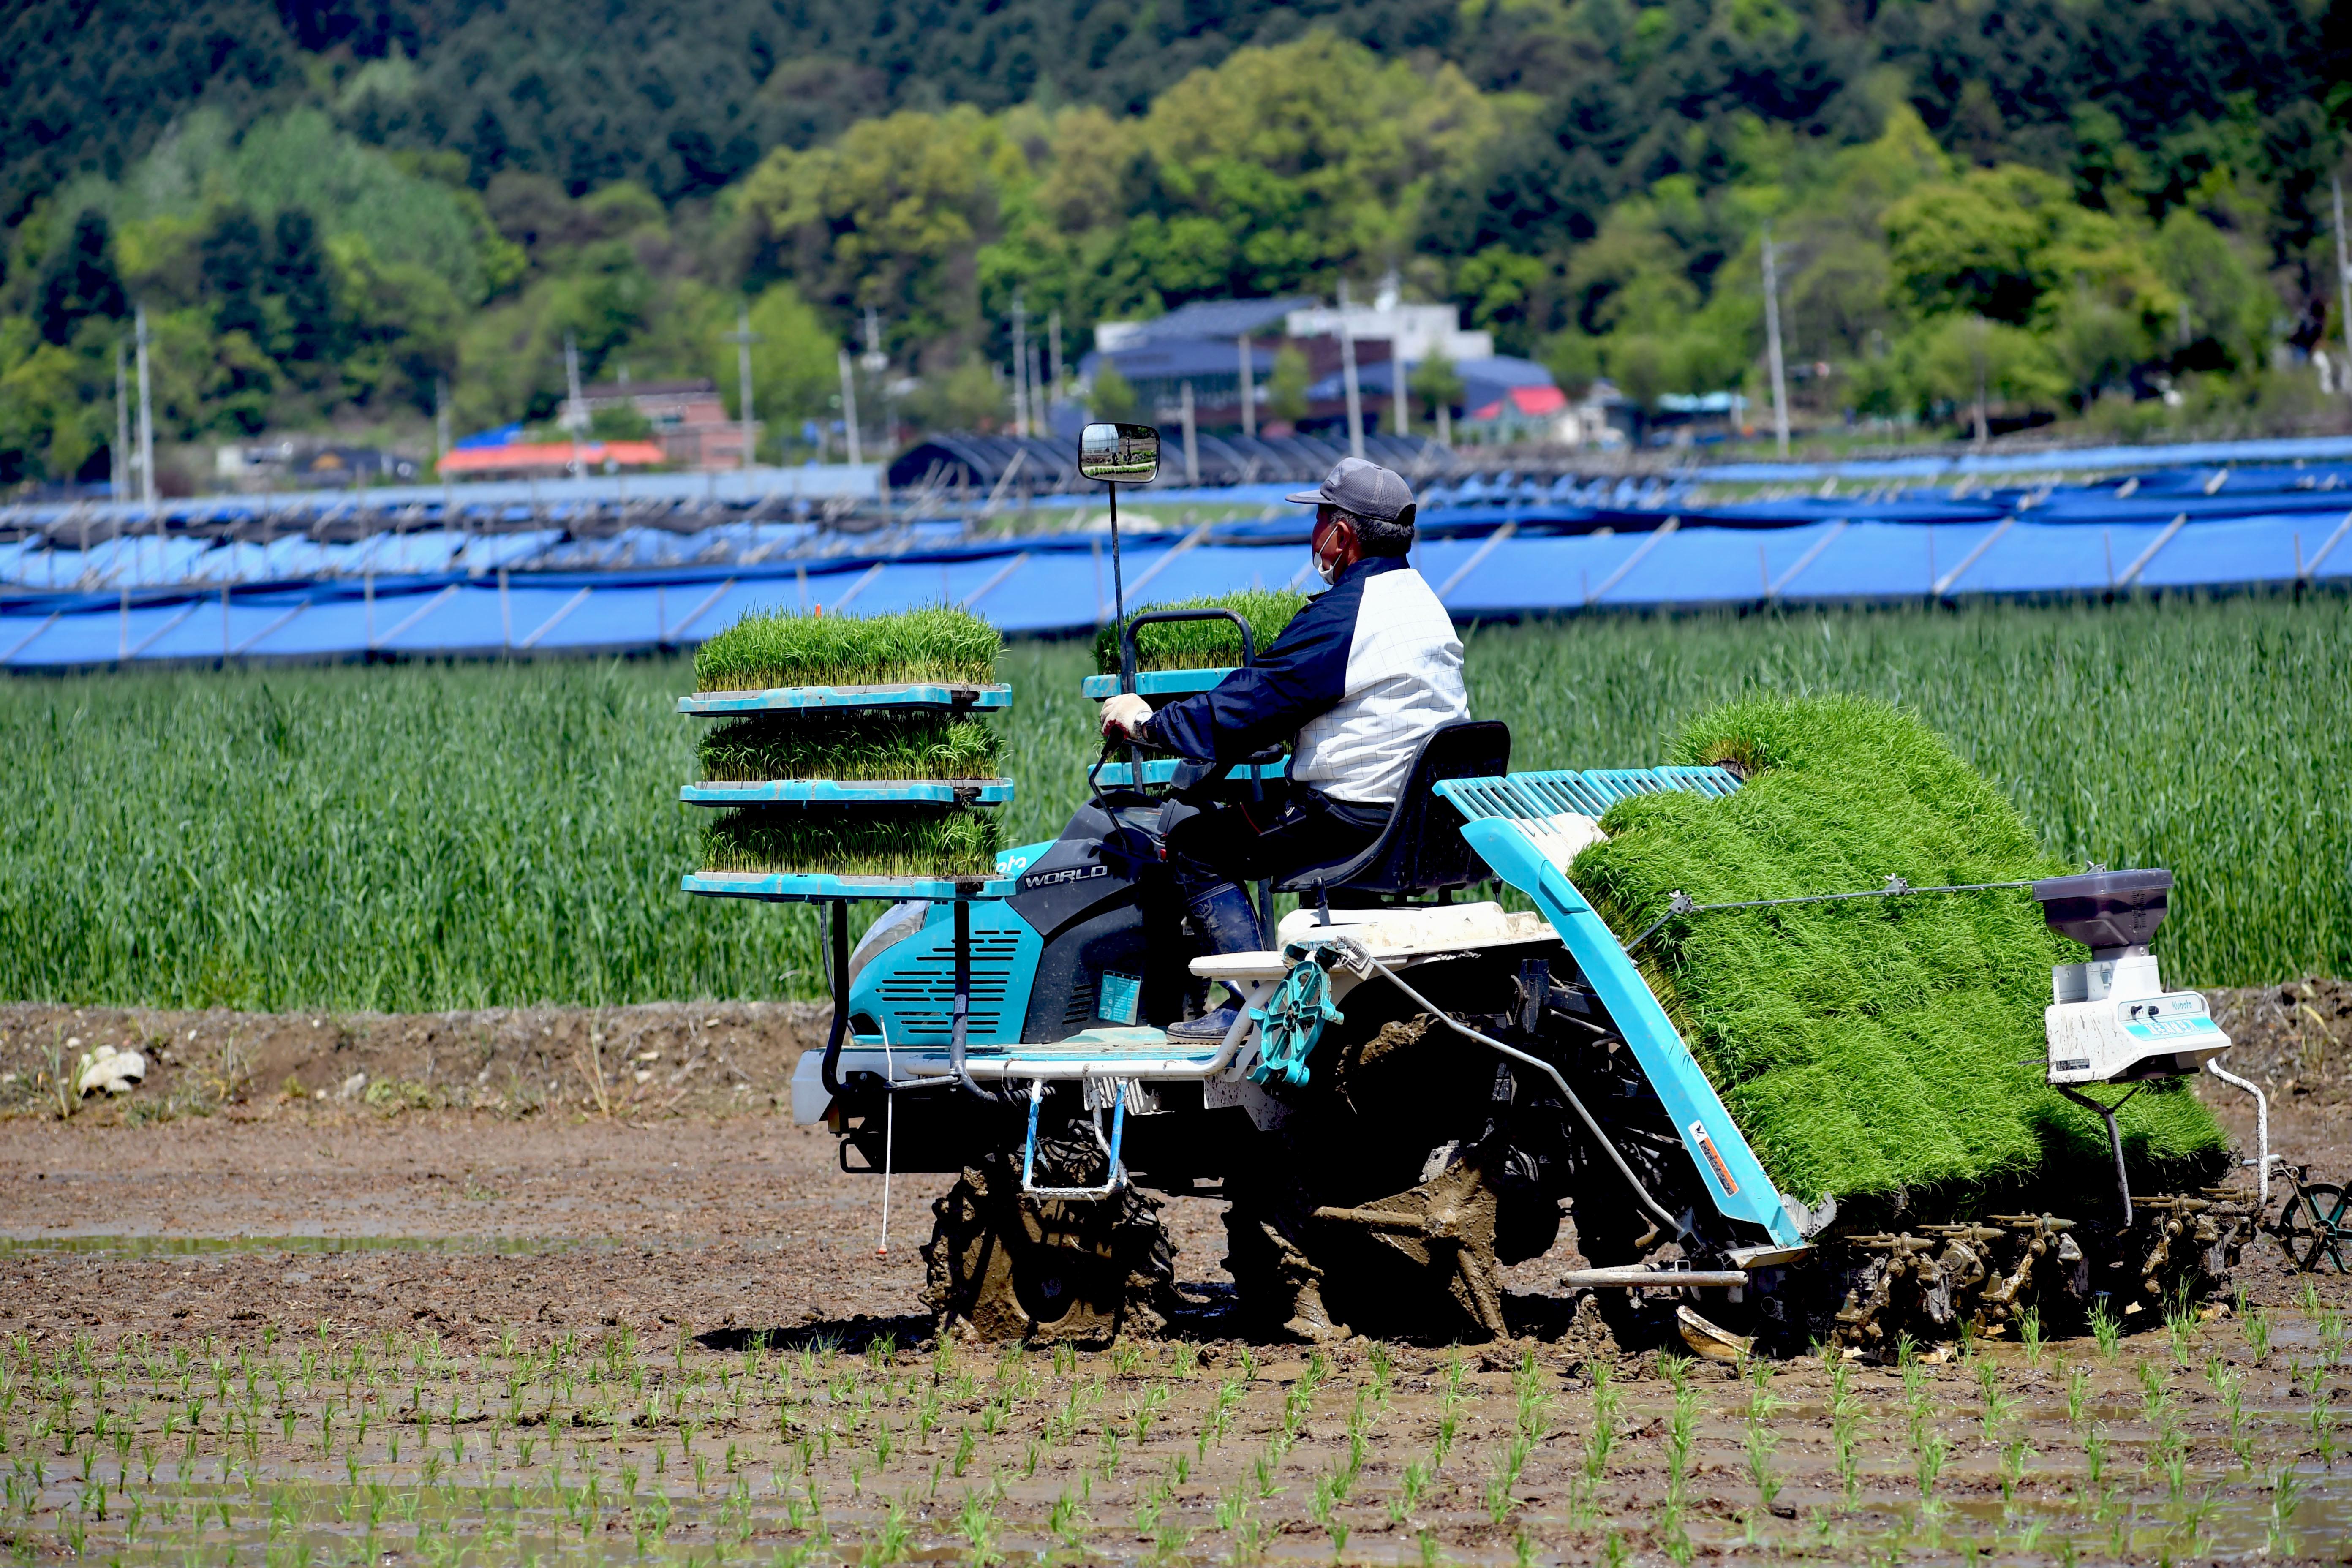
[1248,944,1346,1088]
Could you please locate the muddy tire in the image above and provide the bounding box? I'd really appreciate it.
[921,1126,1175,1345]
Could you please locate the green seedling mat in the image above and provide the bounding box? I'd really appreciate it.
[1094,590,1308,674]
[1567,694,2226,1207]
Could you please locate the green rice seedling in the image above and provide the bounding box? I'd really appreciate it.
[1387,1460,1430,1525]
[1745,1423,1782,1535]
[2091,1302,2122,1362]
[2000,1433,2032,1502]
[1570,694,2227,1206]
[2018,1307,2046,1369]
[700,805,1000,876]
[696,604,1002,691]
[2267,1465,2306,1555]
[1094,590,1309,673]
[1976,1360,2017,1440]
[1584,1362,1620,1482]
[1914,1428,1949,1505]
[1666,1383,1699,1504]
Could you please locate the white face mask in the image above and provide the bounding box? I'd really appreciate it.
[1312,543,1341,586]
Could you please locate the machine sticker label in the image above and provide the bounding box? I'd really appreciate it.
[1689,1122,1738,1194]
[1099,972,1141,1026]
[1021,863,1108,890]
[2124,1017,2220,1040]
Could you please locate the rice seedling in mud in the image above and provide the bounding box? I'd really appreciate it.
[694,605,1003,691]
[1094,589,1309,672]
[698,805,1001,878]
[9,1326,2342,1568]
[1568,693,2226,1208]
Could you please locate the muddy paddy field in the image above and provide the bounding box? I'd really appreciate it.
[3,988,2350,1565]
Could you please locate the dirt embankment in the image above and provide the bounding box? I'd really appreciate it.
[2208,976,2352,1105]
[2,977,2343,1131]
[0,999,831,1124]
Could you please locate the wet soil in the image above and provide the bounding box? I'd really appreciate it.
[1,995,2349,1565]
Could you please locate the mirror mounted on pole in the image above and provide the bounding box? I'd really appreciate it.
[1078,423,1160,484]
[1077,422,1159,727]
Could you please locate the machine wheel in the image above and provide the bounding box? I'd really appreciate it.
[922,1125,1176,1344]
[2278,1180,2352,1274]
[1224,1130,1513,1343]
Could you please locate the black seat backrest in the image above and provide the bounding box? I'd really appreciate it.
[1272,719,1512,903]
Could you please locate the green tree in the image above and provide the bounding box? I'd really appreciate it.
[1410,350,1464,421]
[588,402,653,439]
[34,209,125,347]
[268,209,338,366]
[1884,166,2078,327]
[909,352,1012,433]
[1899,314,2066,433]
[199,206,270,342]
[737,105,1021,356]
[0,332,106,481]
[1263,346,1309,425]
[715,282,838,427]
[1088,358,1138,424]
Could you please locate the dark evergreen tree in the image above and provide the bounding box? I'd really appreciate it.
[34,208,126,346]
[269,208,338,363]
[200,206,270,340]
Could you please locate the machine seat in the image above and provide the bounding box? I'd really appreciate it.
[1271,720,1511,906]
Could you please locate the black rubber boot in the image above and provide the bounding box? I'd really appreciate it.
[1188,882,1265,956]
[1169,885,1264,1041]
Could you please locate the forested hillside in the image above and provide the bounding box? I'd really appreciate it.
[3,0,2347,484]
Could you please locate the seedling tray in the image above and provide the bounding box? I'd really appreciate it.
[1092,758,1287,787]
[679,683,1013,716]
[681,870,1017,903]
[680,779,1014,807]
[1079,669,1232,700]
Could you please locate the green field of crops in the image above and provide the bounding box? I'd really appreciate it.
[0,596,2344,1012]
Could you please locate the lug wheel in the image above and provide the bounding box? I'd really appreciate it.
[2278,1180,2352,1274]
[922,1127,1176,1344]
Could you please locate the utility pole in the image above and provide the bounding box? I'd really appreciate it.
[1237,335,1256,438]
[1047,310,1063,403]
[1180,381,1198,485]
[1761,222,1790,457]
[2334,173,2352,397]
[1339,280,1365,461]
[135,305,155,512]
[1029,343,1048,438]
[434,376,452,467]
[1010,293,1029,439]
[1393,355,1409,436]
[838,348,862,466]
[113,341,129,502]
[563,331,586,477]
[724,307,762,470]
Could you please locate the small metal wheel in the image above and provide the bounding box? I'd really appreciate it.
[2276,1175,2352,1274]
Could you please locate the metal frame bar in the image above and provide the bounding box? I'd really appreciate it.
[1020,1080,1129,1200]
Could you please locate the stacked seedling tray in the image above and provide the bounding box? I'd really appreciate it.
[678,606,1015,902]
[1083,590,1305,788]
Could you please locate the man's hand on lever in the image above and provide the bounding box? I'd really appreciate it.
[1099,692,1152,740]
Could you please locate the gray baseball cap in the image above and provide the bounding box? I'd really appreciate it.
[1286,457,1417,525]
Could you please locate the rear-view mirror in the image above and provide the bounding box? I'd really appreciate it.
[1078,423,1160,484]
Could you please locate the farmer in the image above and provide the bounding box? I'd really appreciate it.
[1097,457,1469,1040]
